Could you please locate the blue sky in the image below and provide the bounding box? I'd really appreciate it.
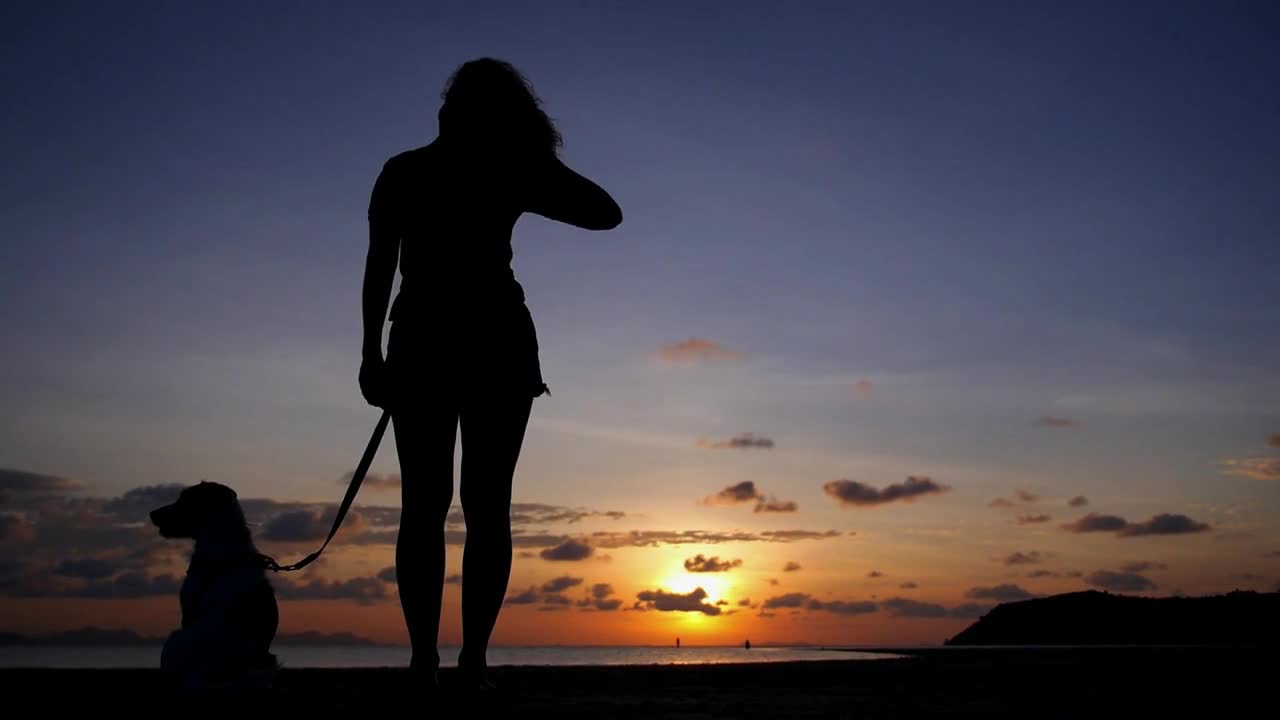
[1,2,1278,641]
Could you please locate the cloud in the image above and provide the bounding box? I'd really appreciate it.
[1016,514,1052,525]
[823,476,950,507]
[1004,551,1042,566]
[737,598,751,607]
[1119,514,1211,537]
[507,503,627,525]
[1118,561,1167,573]
[1060,513,1129,533]
[1060,512,1209,537]
[338,471,399,492]
[1034,416,1074,428]
[808,598,879,615]
[52,558,118,580]
[504,586,539,605]
[867,570,884,578]
[704,481,760,506]
[762,593,810,609]
[274,576,390,605]
[991,490,1039,509]
[1015,490,1039,503]
[578,585,623,612]
[540,576,584,593]
[586,529,842,548]
[948,603,993,619]
[783,561,802,573]
[1267,434,1280,449]
[697,433,775,450]
[635,587,721,615]
[988,498,1016,509]
[1068,496,1089,507]
[881,597,948,618]
[899,581,917,589]
[1086,570,1156,592]
[0,468,85,494]
[767,578,779,586]
[684,555,742,573]
[1027,570,1058,578]
[72,572,183,599]
[965,584,1036,602]
[540,539,594,561]
[852,379,873,394]
[1219,457,1280,481]
[591,583,613,600]
[658,338,742,364]
[0,514,35,543]
[754,497,798,513]
[543,593,572,606]
[591,598,622,611]
[377,566,397,583]
[262,507,366,543]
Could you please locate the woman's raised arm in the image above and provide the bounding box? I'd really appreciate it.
[524,156,622,231]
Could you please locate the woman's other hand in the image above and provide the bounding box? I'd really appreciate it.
[359,355,391,409]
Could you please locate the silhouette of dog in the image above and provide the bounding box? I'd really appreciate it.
[150,481,279,688]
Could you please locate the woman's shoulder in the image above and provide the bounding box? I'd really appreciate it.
[379,141,440,175]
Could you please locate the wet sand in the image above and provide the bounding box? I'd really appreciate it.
[0,646,1265,718]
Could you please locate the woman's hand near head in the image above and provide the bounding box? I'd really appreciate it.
[524,156,622,231]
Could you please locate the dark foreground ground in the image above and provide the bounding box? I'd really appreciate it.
[0,647,1268,718]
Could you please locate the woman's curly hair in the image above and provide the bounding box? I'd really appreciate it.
[439,57,562,155]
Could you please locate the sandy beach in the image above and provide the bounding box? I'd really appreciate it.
[0,647,1266,718]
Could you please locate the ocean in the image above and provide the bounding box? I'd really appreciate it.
[0,644,898,669]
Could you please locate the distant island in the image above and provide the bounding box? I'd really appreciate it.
[0,628,385,647]
[946,590,1280,646]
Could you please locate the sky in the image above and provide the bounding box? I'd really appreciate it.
[2,1,1278,647]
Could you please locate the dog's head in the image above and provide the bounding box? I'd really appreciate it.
[150,481,243,540]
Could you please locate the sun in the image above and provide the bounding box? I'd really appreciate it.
[658,570,730,604]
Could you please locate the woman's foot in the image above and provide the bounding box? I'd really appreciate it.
[456,650,496,690]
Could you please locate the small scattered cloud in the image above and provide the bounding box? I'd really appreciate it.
[737,598,751,607]
[704,481,760,506]
[338,471,399,492]
[988,498,1016,509]
[1086,570,1156,592]
[899,581,917,589]
[1004,551,1042,566]
[762,592,810,609]
[852,379,874,394]
[540,576,584,593]
[824,476,950,508]
[635,587,721,615]
[1061,513,1129,533]
[867,570,884,578]
[697,433,775,450]
[1118,561,1167,573]
[767,578,779,586]
[1026,570,1058,578]
[1034,416,1074,428]
[754,497,798,513]
[880,597,947,618]
[965,584,1036,602]
[262,507,366,543]
[1068,496,1089,507]
[578,583,622,611]
[808,598,879,615]
[377,567,397,584]
[684,555,742,573]
[543,593,572,606]
[1119,514,1211,537]
[1219,457,1280,481]
[658,338,742,364]
[783,561,802,573]
[991,490,1039,509]
[275,576,389,605]
[540,539,594,561]
[0,468,85,494]
[1016,513,1052,525]
[1015,490,1039,503]
[53,558,119,580]
[504,586,539,605]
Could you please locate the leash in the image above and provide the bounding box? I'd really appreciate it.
[258,409,391,572]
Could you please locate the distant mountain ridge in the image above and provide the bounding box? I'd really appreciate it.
[946,590,1280,646]
[0,627,384,646]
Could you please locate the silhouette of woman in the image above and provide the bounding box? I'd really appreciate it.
[358,58,622,687]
